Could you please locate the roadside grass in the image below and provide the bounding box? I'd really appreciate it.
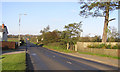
[0,62,1,72]
[30,41,38,45]
[2,53,26,70]
[44,44,120,59]
[43,45,73,53]
[0,55,2,69]
[78,51,120,59]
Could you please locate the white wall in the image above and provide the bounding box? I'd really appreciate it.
[0,32,3,41]
[0,28,8,41]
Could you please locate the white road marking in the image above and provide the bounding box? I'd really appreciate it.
[32,53,36,56]
[53,56,56,57]
[66,61,72,64]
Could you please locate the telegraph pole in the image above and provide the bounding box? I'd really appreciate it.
[18,14,27,46]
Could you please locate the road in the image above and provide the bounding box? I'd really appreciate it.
[26,43,118,70]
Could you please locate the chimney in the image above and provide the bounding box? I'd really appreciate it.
[2,24,4,29]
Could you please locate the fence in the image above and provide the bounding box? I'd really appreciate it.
[0,41,18,50]
[75,42,120,57]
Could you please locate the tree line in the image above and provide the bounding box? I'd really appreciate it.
[9,1,120,46]
[38,1,120,46]
[38,22,83,45]
[38,22,119,46]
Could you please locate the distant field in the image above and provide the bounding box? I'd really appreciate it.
[8,38,18,42]
[2,53,26,70]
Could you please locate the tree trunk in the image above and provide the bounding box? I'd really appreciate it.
[102,3,109,43]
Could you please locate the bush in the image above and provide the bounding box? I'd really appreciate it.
[105,44,111,49]
[46,42,66,49]
[42,31,60,44]
[112,44,120,49]
[87,44,94,48]
[87,44,105,48]
[112,46,118,49]
[87,43,120,49]
[98,44,105,48]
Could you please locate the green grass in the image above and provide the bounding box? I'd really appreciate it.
[44,44,120,59]
[30,41,38,45]
[2,53,26,70]
[78,51,120,59]
[43,45,73,53]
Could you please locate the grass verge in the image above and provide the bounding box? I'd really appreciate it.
[43,45,73,53]
[30,41,38,45]
[78,51,120,59]
[2,53,26,70]
[44,45,120,59]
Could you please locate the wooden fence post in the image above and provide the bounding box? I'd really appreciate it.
[67,43,69,50]
[75,44,77,51]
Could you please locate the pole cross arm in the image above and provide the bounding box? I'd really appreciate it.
[109,18,116,22]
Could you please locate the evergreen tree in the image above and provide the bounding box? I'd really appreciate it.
[79,1,119,43]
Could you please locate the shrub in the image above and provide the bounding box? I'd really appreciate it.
[98,44,105,48]
[87,44,94,48]
[112,46,118,49]
[87,44,105,48]
[46,42,66,49]
[112,44,120,49]
[105,44,111,49]
[87,43,120,49]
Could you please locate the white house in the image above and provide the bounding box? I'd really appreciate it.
[0,24,8,41]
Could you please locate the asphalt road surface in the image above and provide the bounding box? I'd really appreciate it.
[26,43,118,70]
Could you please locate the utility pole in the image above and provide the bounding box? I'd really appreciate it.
[18,14,27,46]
